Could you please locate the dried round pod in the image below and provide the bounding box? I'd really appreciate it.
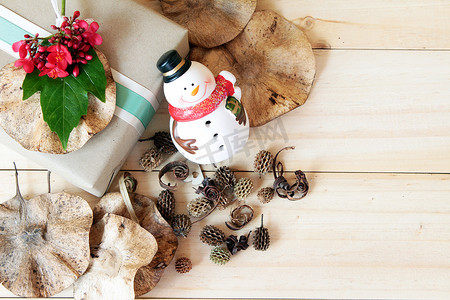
[253,215,270,251]
[234,177,254,200]
[257,187,275,204]
[175,257,192,274]
[254,150,274,177]
[210,247,231,265]
[157,189,176,222]
[0,51,116,153]
[93,192,178,296]
[123,172,138,193]
[172,214,192,238]
[200,225,225,246]
[0,167,92,297]
[187,197,213,218]
[74,214,157,300]
[139,148,162,172]
[214,166,237,190]
[160,0,257,48]
[190,10,315,127]
[153,131,177,154]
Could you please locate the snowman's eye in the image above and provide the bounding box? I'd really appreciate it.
[191,83,194,86]
[184,87,187,90]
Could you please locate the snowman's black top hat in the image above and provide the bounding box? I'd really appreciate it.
[156,50,191,83]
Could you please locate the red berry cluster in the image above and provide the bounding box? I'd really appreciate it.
[12,11,103,79]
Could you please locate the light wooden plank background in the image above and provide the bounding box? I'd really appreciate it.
[1,0,449,299]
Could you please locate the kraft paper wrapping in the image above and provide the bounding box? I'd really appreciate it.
[0,0,189,196]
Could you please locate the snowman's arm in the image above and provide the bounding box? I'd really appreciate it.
[219,70,236,85]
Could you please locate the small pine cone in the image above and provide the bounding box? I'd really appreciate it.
[217,192,233,210]
[153,131,177,154]
[214,166,237,190]
[253,215,270,251]
[139,148,162,172]
[210,247,231,265]
[200,225,225,246]
[175,257,192,273]
[257,187,274,204]
[157,190,175,222]
[187,197,213,218]
[234,178,254,200]
[254,150,274,177]
[172,214,192,237]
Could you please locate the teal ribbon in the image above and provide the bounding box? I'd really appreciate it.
[0,14,154,129]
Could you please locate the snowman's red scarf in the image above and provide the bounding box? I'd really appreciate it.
[168,75,235,122]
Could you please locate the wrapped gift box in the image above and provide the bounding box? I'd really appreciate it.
[0,0,189,196]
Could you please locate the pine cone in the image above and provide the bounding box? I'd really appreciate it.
[257,187,274,204]
[200,225,225,246]
[217,192,233,210]
[210,247,231,265]
[139,148,162,172]
[172,214,192,237]
[157,190,175,222]
[253,215,270,251]
[175,257,192,273]
[214,166,237,190]
[234,178,254,200]
[254,150,274,177]
[153,131,177,154]
[187,197,213,218]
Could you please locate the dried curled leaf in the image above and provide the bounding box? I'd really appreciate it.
[0,168,92,297]
[73,214,157,300]
[160,0,256,48]
[93,192,178,296]
[190,10,315,127]
[0,50,116,154]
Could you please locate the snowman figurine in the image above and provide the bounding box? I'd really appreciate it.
[157,50,249,164]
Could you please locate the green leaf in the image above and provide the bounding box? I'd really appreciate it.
[21,49,107,150]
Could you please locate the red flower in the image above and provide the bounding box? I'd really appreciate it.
[78,20,103,46]
[39,63,69,79]
[14,58,34,73]
[12,40,28,59]
[47,44,72,70]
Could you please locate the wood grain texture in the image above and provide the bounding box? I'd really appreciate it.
[0,171,449,299]
[256,0,450,49]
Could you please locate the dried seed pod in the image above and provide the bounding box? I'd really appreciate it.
[209,247,231,265]
[187,197,213,218]
[254,150,274,177]
[226,232,251,255]
[257,187,274,204]
[225,204,254,230]
[195,177,220,203]
[200,225,225,246]
[153,131,177,154]
[175,257,192,274]
[253,214,270,251]
[172,214,192,238]
[139,148,162,172]
[157,190,175,222]
[214,166,237,190]
[123,172,138,193]
[234,177,254,200]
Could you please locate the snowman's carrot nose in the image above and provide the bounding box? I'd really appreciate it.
[191,85,199,96]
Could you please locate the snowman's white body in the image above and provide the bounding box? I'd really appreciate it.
[164,62,249,164]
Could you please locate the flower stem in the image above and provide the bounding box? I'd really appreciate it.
[61,0,66,16]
